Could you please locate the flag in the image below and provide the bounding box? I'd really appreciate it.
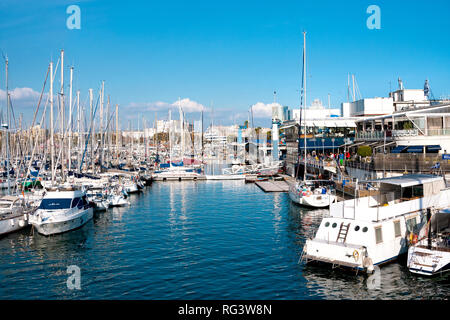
[431,162,440,169]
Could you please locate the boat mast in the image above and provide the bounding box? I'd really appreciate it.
[50,61,55,186]
[5,55,11,194]
[89,88,94,173]
[303,31,307,182]
[115,104,119,162]
[68,66,73,174]
[60,49,65,182]
[100,81,104,169]
[77,90,81,172]
[169,109,172,168]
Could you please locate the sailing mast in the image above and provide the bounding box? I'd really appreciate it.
[89,88,94,173]
[5,55,11,194]
[303,31,307,181]
[77,90,81,172]
[68,66,73,173]
[50,61,55,186]
[100,81,104,169]
[115,104,119,162]
[60,49,65,182]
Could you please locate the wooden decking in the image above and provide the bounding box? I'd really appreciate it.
[255,180,290,193]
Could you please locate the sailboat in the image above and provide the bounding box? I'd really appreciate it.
[288,31,336,208]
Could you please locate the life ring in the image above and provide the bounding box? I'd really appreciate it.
[353,250,359,262]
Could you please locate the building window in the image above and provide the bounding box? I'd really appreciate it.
[375,227,383,244]
[394,220,401,238]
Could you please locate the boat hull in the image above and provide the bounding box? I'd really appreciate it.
[31,208,93,236]
[0,214,29,236]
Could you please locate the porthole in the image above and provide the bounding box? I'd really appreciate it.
[332,223,337,228]
[362,227,368,232]
[354,226,360,231]
[325,222,330,227]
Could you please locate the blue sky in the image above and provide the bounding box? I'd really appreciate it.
[0,0,449,128]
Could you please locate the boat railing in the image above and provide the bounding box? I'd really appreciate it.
[331,190,449,221]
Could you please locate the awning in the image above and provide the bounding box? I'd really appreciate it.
[391,145,408,153]
[369,174,443,187]
[426,145,441,152]
[407,146,424,153]
[373,141,396,149]
[338,141,363,148]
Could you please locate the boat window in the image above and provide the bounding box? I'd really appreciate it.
[354,225,360,231]
[406,217,417,232]
[71,197,82,208]
[39,198,72,210]
[402,185,423,199]
[375,226,383,244]
[394,220,401,237]
[362,227,368,232]
[325,222,330,227]
[332,223,337,228]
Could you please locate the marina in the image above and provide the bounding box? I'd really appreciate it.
[1,0,449,303]
[1,180,449,300]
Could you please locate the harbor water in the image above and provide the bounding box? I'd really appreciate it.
[0,181,449,299]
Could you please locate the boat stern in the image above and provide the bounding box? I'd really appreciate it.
[302,238,369,272]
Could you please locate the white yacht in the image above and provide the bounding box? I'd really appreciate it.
[302,174,450,273]
[407,208,450,276]
[289,180,337,208]
[29,188,93,235]
[0,196,35,236]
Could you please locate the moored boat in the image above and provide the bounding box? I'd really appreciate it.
[29,188,93,235]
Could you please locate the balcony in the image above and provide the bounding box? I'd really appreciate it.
[356,129,419,141]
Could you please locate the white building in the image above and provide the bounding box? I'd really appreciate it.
[292,99,341,120]
[341,79,432,117]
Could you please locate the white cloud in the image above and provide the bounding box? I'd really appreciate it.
[0,87,44,108]
[126,98,206,113]
[250,102,281,118]
[171,98,205,113]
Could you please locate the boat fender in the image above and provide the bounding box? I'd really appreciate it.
[363,257,374,272]
[353,250,359,262]
[19,220,25,227]
[10,219,15,226]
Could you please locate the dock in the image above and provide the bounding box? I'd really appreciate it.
[255,180,290,193]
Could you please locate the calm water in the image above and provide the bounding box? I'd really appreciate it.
[0,181,449,299]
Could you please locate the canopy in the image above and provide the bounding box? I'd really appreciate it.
[407,146,424,153]
[426,145,441,152]
[369,174,443,188]
[391,145,408,153]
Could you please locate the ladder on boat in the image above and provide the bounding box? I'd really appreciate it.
[336,222,350,243]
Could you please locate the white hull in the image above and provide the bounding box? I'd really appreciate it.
[124,183,140,194]
[408,245,450,276]
[108,195,130,207]
[289,190,336,208]
[205,174,245,180]
[303,176,450,273]
[0,214,29,236]
[31,207,93,236]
